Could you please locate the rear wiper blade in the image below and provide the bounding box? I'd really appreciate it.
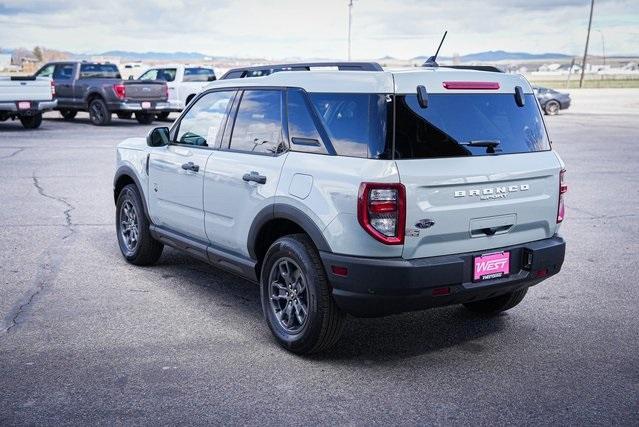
[460,139,501,148]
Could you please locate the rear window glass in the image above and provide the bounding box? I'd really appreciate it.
[79,63,120,79]
[308,93,391,158]
[139,68,176,82]
[184,68,215,82]
[394,94,549,158]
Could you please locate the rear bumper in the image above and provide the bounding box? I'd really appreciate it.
[111,101,171,112]
[320,236,565,317]
[560,98,571,109]
[0,99,57,113]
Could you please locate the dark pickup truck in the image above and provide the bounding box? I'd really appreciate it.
[35,61,169,125]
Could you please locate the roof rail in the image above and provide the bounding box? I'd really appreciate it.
[220,62,383,80]
[443,65,504,73]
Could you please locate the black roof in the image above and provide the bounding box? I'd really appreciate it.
[220,62,383,79]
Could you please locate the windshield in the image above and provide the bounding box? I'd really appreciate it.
[394,94,549,158]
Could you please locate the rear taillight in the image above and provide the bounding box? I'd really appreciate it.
[113,83,126,100]
[357,183,406,245]
[557,169,567,223]
[162,83,169,100]
[50,81,56,97]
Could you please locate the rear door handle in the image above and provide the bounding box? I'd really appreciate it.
[181,162,199,172]
[242,171,267,184]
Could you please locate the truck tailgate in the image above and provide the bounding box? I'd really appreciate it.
[0,77,53,102]
[123,81,166,101]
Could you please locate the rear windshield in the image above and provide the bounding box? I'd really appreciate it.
[306,92,549,159]
[79,63,121,79]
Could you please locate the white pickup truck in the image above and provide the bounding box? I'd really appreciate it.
[137,64,215,120]
[0,76,57,129]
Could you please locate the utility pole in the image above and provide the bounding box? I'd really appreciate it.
[348,0,353,61]
[579,0,595,88]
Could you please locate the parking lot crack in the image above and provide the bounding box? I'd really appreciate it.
[0,148,24,160]
[32,174,76,238]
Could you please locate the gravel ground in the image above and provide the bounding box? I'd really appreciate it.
[1,91,638,425]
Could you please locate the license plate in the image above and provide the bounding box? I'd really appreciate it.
[473,251,510,282]
[141,102,151,109]
[17,101,31,110]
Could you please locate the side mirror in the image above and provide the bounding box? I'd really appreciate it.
[147,127,170,147]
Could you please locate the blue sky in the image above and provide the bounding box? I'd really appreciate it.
[0,0,637,58]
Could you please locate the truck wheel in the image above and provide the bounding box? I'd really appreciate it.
[463,288,528,315]
[544,100,560,116]
[117,112,132,120]
[20,113,43,129]
[135,112,154,125]
[60,109,77,120]
[156,112,170,121]
[260,234,345,354]
[88,98,111,126]
[116,184,163,266]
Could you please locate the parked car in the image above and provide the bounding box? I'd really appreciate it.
[113,62,567,354]
[34,61,170,125]
[534,86,571,115]
[137,64,216,120]
[0,76,57,129]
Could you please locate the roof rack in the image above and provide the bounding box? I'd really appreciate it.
[220,62,383,80]
[443,65,504,73]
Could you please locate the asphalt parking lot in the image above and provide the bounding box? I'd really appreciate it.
[1,89,638,425]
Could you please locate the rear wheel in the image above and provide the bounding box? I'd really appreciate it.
[88,98,111,126]
[60,109,77,120]
[463,288,528,315]
[156,112,170,121]
[135,112,154,125]
[116,184,163,265]
[20,113,42,129]
[544,100,560,115]
[260,234,345,354]
[117,112,133,120]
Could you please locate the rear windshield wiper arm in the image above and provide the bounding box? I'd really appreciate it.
[459,139,501,154]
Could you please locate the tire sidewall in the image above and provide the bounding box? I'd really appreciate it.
[116,185,145,261]
[545,100,559,115]
[89,99,109,125]
[260,237,324,352]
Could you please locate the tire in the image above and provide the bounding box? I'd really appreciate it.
[88,98,111,126]
[20,113,42,129]
[116,184,163,266]
[463,288,528,315]
[60,109,77,120]
[117,112,133,120]
[156,112,170,121]
[260,234,345,354]
[544,100,560,116]
[135,112,154,125]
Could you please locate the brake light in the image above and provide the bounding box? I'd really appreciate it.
[50,81,56,97]
[357,183,406,245]
[557,169,567,223]
[113,83,126,100]
[442,81,500,90]
[162,83,168,100]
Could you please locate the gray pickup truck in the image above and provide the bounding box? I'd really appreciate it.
[35,61,169,125]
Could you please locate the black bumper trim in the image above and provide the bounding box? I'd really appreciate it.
[320,236,565,317]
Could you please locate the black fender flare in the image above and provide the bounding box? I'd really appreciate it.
[113,165,150,219]
[247,204,331,260]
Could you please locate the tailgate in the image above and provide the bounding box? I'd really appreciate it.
[123,81,166,101]
[398,151,562,259]
[0,77,52,102]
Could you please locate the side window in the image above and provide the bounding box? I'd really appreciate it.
[229,90,285,155]
[176,91,235,147]
[286,90,326,154]
[184,68,215,82]
[53,64,74,80]
[37,64,55,78]
[139,69,158,80]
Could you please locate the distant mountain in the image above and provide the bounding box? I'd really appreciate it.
[88,50,211,61]
[411,50,572,63]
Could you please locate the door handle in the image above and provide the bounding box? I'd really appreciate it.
[242,171,267,184]
[181,162,199,172]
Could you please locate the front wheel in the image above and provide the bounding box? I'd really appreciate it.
[20,113,42,129]
[463,288,528,315]
[135,112,154,125]
[60,109,77,120]
[260,234,345,354]
[88,98,111,125]
[544,100,560,115]
[116,184,163,265]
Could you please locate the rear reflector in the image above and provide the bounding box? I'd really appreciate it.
[432,287,450,297]
[331,266,348,277]
[557,169,567,223]
[443,81,500,90]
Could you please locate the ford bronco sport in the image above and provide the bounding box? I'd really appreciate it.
[113,62,566,354]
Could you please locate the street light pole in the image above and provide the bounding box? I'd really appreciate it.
[348,0,353,60]
[579,0,595,88]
